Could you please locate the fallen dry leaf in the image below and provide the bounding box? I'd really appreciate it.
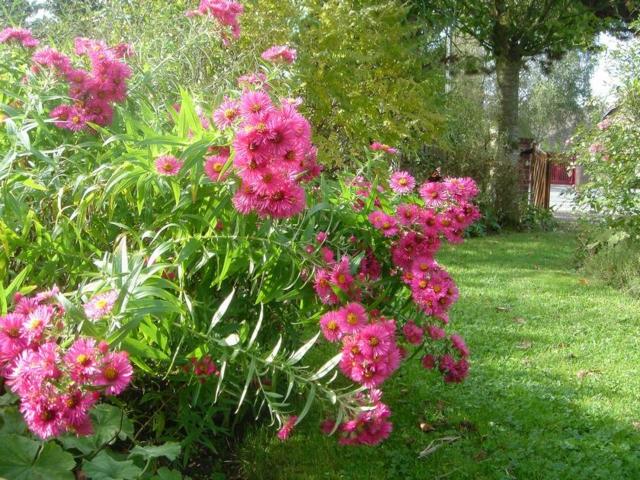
[579,278,589,285]
[473,450,488,462]
[496,305,512,313]
[419,422,436,433]
[512,317,526,325]
[576,369,601,379]
[517,340,533,349]
[632,421,640,431]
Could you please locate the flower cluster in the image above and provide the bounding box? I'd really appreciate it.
[186,0,244,46]
[0,289,133,439]
[309,161,480,445]
[31,37,132,132]
[322,390,392,446]
[261,45,297,64]
[210,88,321,218]
[0,27,39,48]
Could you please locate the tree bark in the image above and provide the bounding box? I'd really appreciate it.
[494,54,524,225]
[495,55,522,162]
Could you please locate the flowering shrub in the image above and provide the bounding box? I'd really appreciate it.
[0,16,480,477]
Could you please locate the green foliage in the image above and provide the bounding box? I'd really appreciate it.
[518,204,558,232]
[0,434,75,480]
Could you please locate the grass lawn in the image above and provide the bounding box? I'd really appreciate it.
[236,231,640,480]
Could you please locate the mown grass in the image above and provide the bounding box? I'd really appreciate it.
[236,231,640,479]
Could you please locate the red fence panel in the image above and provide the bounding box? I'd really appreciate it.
[549,163,575,185]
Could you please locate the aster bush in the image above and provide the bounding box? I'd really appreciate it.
[0,10,480,477]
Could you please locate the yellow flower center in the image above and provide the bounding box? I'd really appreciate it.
[399,178,407,186]
[213,163,223,172]
[347,313,358,325]
[327,321,337,331]
[76,354,90,365]
[104,366,118,381]
[96,299,108,309]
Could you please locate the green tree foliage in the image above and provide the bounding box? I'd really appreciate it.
[520,51,596,150]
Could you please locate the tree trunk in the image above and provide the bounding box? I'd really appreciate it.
[494,55,524,225]
[495,55,522,161]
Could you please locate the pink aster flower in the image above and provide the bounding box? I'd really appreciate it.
[239,90,274,121]
[319,311,343,342]
[389,171,415,194]
[261,45,297,64]
[421,354,436,369]
[368,211,399,237]
[450,334,470,358]
[419,181,448,206]
[94,351,133,395]
[213,98,240,129]
[155,155,184,176]
[64,337,99,382]
[84,290,118,320]
[277,415,298,441]
[402,321,424,345]
[21,306,53,344]
[204,154,230,182]
[0,27,39,48]
[337,303,368,334]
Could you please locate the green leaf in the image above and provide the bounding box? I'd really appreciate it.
[286,332,320,366]
[207,289,235,334]
[83,451,142,480]
[153,467,183,480]
[0,435,75,480]
[129,441,181,461]
[0,406,27,434]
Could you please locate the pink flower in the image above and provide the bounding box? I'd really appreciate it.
[370,142,398,155]
[213,98,240,129]
[337,303,368,334]
[402,321,424,345]
[189,355,219,383]
[94,351,133,395]
[389,171,415,194]
[187,0,244,44]
[597,118,612,130]
[21,306,53,344]
[450,334,470,358]
[0,27,39,48]
[396,203,419,226]
[588,143,604,154]
[316,231,328,243]
[427,325,446,340]
[419,181,448,206]
[261,45,297,64]
[84,290,118,320]
[421,354,436,369]
[368,211,399,237]
[155,155,184,176]
[64,337,99,382]
[239,90,273,121]
[277,415,298,440]
[320,311,342,342]
[204,154,230,182]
